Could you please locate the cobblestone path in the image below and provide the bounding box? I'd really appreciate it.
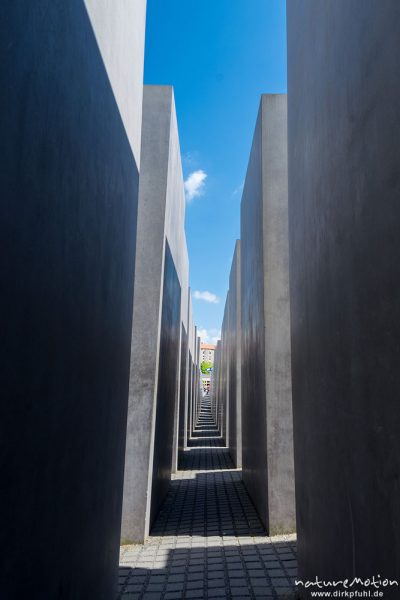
[118,397,298,599]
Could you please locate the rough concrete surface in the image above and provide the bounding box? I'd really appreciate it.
[287,1,400,595]
[228,241,243,468]
[177,322,189,464]
[0,2,146,598]
[241,95,295,535]
[220,297,230,444]
[150,242,181,528]
[122,86,188,543]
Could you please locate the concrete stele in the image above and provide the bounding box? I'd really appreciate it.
[240,94,295,535]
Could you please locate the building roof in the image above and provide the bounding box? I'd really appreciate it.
[200,343,216,350]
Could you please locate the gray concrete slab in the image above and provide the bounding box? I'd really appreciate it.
[228,241,242,468]
[0,2,146,598]
[172,247,189,474]
[287,1,400,595]
[84,0,146,166]
[192,333,199,434]
[150,242,181,527]
[122,86,188,543]
[241,95,295,535]
[177,290,192,466]
[177,322,189,466]
[214,341,222,433]
[185,298,195,447]
[189,326,199,438]
[221,295,230,445]
[177,288,193,465]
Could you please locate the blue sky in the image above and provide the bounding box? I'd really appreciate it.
[144,0,287,344]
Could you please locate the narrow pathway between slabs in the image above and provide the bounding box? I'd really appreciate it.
[118,397,298,599]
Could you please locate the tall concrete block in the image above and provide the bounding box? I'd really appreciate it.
[150,242,181,526]
[172,240,189,473]
[193,333,201,430]
[287,1,400,593]
[122,85,187,543]
[221,295,230,444]
[228,241,242,468]
[0,2,146,597]
[210,350,218,425]
[186,299,195,443]
[177,322,188,454]
[214,323,223,437]
[178,288,192,465]
[198,346,202,418]
[188,356,194,437]
[241,95,295,535]
[189,325,198,436]
[214,341,222,431]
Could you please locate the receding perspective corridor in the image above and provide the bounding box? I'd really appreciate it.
[118,397,297,599]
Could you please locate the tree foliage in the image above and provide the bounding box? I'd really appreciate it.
[200,361,213,375]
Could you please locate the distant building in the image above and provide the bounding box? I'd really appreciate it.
[200,343,216,393]
[200,343,216,365]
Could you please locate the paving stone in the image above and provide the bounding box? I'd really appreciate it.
[230,578,251,588]
[248,570,267,579]
[207,578,225,588]
[166,582,184,592]
[124,584,143,592]
[282,560,297,568]
[230,588,251,597]
[207,557,224,565]
[207,570,225,580]
[267,568,285,577]
[167,574,185,583]
[250,577,270,586]
[244,561,262,569]
[254,588,274,598]
[145,584,164,592]
[128,575,146,583]
[170,566,186,575]
[208,563,225,571]
[271,577,291,587]
[184,591,204,599]
[208,589,229,598]
[275,588,295,597]
[186,580,204,590]
[187,565,204,574]
[264,560,281,569]
[186,571,204,581]
[228,569,246,579]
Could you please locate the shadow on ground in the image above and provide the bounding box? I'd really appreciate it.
[118,397,299,599]
[118,540,299,599]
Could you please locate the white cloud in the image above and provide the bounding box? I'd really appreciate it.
[184,170,207,202]
[198,328,221,345]
[193,290,219,304]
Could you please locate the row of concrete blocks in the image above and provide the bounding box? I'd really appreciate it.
[1,3,202,599]
[216,2,400,597]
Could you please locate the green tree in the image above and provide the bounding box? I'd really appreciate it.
[200,361,213,375]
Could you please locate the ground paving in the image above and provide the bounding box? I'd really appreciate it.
[118,398,298,599]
